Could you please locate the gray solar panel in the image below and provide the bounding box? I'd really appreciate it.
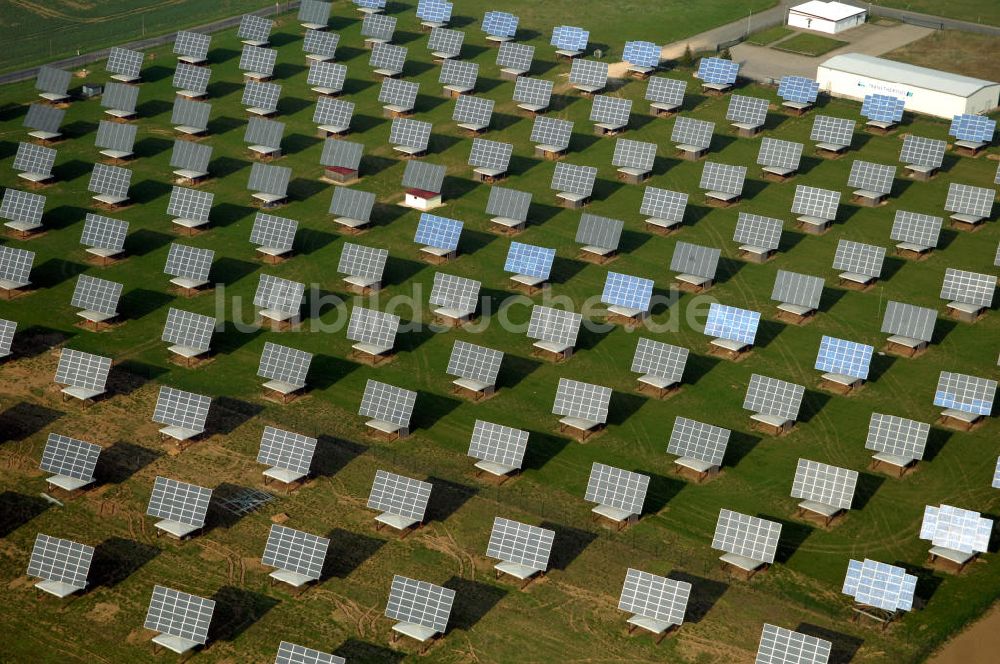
[167,186,213,222]
[36,66,71,95]
[551,162,597,196]
[530,116,571,149]
[238,14,273,42]
[585,462,648,513]
[385,575,454,633]
[0,189,45,225]
[944,182,994,217]
[453,95,493,127]
[299,0,332,26]
[756,624,831,664]
[71,274,122,316]
[248,162,291,196]
[553,378,611,423]
[250,212,297,252]
[940,268,996,307]
[591,95,632,126]
[619,568,690,626]
[792,459,857,510]
[254,273,304,312]
[428,27,464,56]
[757,138,803,171]
[13,142,56,176]
[486,187,531,221]
[667,416,730,466]
[881,301,936,342]
[173,64,211,94]
[107,47,143,78]
[496,42,533,71]
[900,135,946,168]
[402,160,445,192]
[389,118,432,151]
[144,585,215,644]
[304,31,339,58]
[314,96,353,127]
[0,318,16,356]
[744,374,804,421]
[791,185,839,220]
[612,138,656,171]
[700,162,746,195]
[245,117,284,150]
[632,337,688,382]
[276,641,344,664]
[641,187,687,221]
[329,188,376,221]
[146,476,212,527]
[569,59,608,88]
[153,386,211,431]
[487,517,554,570]
[362,13,396,41]
[727,95,768,126]
[468,420,528,469]
[866,413,929,459]
[811,115,854,146]
[262,524,329,580]
[469,138,513,171]
[515,77,554,108]
[24,103,64,134]
[164,243,213,281]
[920,505,992,554]
[88,163,131,198]
[308,61,347,94]
[934,371,997,416]
[171,99,211,132]
[40,432,101,481]
[430,272,480,312]
[528,306,581,346]
[646,77,686,105]
[367,470,430,520]
[447,340,502,385]
[671,241,720,279]
[380,78,418,110]
[672,116,714,149]
[842,559,916,612]
[96,120,136,153]
[369,43,407,73]
[174,31,211,60]
[891,210,941,248]
[848,161,895,195]
[28,533,94,588]
[0,245,34,285]
[242,80,281,112]
[712,509,781,563]
[101,82,139,113]
[734,213,783,251]
[239,44,277,76]
[833,240,885,278]
[440,59,478,89]
[258,342,311,385]
[257,426,317,475]
[347,306,399,348]
[55,349,111,392]
[162,308,215,349]
[576,213,623,250]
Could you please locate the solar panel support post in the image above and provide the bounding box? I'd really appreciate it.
[557,418,603,443]
[944,302,986,324]
[865,119,898,136]
[902,163,939,182]
[937,410,983,433]
[556,192,589,209]
[749,416,794,437]
[676,145,707,162]
[782,100,813,116]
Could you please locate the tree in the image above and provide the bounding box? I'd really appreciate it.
[679,44,694,66]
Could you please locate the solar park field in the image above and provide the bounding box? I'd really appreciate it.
[1,3,1000,664]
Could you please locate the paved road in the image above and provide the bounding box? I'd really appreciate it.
[660,0,798,59]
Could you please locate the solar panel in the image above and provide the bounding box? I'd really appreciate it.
[631,338,687,384]
[756,624,831,664]
[55,349,110,392]
[0,189,45,225]
[308,61,347,92]
[415,213,462,250]
[276,641,345,664]
[641,187,687,221]
[240,44,277,76]
[248,163,291,196]
[792,459,857,510]
[527,306,581,346]
[551,25,588,51]
[861,94,905,123]
[496,42,533,71]
[144,585,215,644]
[949,114,995,143]
[623,41,660,68]
[153,386,211,431]
[777,76,819,104]
[379,78,418,110]
[530,115,570,148]
[468,420,528,469]
[944,182,994,217]
[576,213,623,250]
[238,14,273,42]
[920,505,992,554]
[440,59,479,90]
[553,378,611,423]
[257,426,317,475]
[757,138,803,171]
[487,517,554,569]
[13,142,56,176]
[417,0,453,22]
[362,13,396,41]
[389,118,432,151]
[347,307,399,348]
[771,270,823,309]
[469,138,512,171]
[705,304,760,345]
[24,104,64,134]
[245,117,284,150]
[173,64,211,94]
[164,243,213,282]
[0,246,35,285]
[36,66,71,95]
[385,575,454,633]
[487,187,531,222]
[504,242,554,279]
[646,77,686,105]
[367,470,430,519]
[569,59,607,88]
[810,115,854,146]
[670,241,720,279]
[899,135,946,168]
[242,80,281,111]
[994,458,1000,489]
[28,534,94,588]
[71,274,122,316]
[258,342,311,385]
[833,240,885,278]
[167,186,213,222]
[696,57,739,85]
[791,185,840,220]
[254,273,304,313]
[329,187,376,221]
[881,301,936,342]
[369,43,406,72]
[602,272,653,311]
[866,413,929,459]
[428,27,464,56]
[514,80,554,114]
[611,138,656,172]
[934,372,997,416]
[95,120,136,153]
[842,559,916,612]
[171,99,211,132]
[174,31,211,60]
[447,340,502,385]
[815,336,873,380]
[107,47,143,78]
[619,568,690,626]
[453,95,493,126]
[890,210,941,248]
[940,268,996,307]
[712,509,780,563]
[727,95,768,126]
[251,213,297,252]
[401,160,445,192]
[314,96,353,127]
[667,416,730,466]
[147,476,212,527]
[734,213,783,251]
[482,11,518,37]
[262,524,329,580]
[700,162,746,195]
[430,272,480,312]
[355,0,386,8]
[88,163,131,198]
[847,160,895,195]
[551,163,597,196]
[591,95,631,126]
[0,318,15,356]
[162,308,215,349]
[299,0,332,26]
[744,374,805,421]
[103,82,141,114]
[40,432,101,481]
[585,462,648,514]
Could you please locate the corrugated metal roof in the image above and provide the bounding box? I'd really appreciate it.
[790,1,866,21]
[819,53,999,97]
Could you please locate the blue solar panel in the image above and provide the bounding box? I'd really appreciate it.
[551,25,588,51]
[949,114,996,143]
[482,11,518,37]
[415,213,463,250]
[504,242,555,279]
[602,272,653,311]
[704,303,759,345]
[815,336,873,380]
[416,0,452,22]
[777,76,819,104]
[843,559,916,612]
[355,0,386,8]
[696,57,738,85]
[622,41,660,68]
[861,94,905,123]
[933,373,997,416]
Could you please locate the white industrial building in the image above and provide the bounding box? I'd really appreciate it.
[787,1,866,34]
[817,53,1000,119]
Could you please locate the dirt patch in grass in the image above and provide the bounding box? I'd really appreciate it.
[883,30,1000,81]
[773,33,848,56]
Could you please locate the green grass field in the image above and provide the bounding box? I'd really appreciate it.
[773,33,848,57]
[0,3,999,663]
[868,0,1000,26]
[746,26,794,46]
